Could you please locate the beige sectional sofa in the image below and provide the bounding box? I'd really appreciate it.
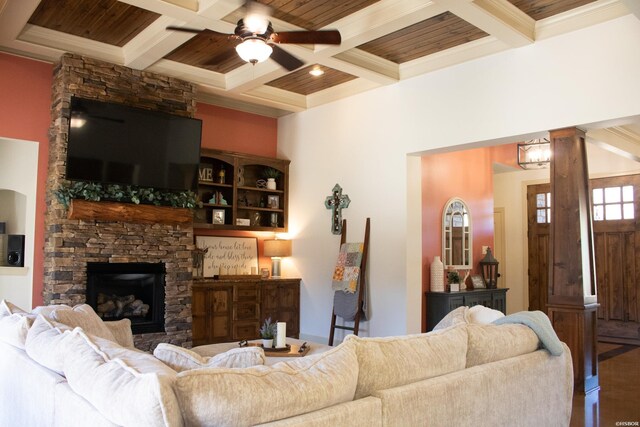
[0,300,573,426]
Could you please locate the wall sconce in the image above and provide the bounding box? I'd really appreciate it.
[263,239,292,278]
[479,247,500,289]
[517,138,551,169]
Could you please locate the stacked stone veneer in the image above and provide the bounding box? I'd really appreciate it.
[43,53,197,351]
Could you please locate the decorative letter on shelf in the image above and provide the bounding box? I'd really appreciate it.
[324,184,351,235]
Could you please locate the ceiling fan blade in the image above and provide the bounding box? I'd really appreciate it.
[166,26,204,34]
[166,26,231,38]
[271,30,341,45]
[270,45,304,71]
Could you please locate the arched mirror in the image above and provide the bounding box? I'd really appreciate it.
[442,197,472,269]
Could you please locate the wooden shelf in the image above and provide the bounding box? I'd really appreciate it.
[68,199,192,225]
[238,186,285,194]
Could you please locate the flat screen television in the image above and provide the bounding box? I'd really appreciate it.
[66,97,202,192]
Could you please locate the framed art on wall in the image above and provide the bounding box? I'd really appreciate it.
[195,236,259,277]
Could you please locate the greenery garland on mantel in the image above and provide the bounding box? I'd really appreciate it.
[54,181,198,210]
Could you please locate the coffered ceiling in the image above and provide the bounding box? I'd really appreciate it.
[0,0,638,118]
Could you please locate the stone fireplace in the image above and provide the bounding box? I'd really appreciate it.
[43,54,197,351]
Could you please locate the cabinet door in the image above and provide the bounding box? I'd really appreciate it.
[447,296,465,311]
[464,292,493,308]
[191,287,209,346]
[210,287,232,342]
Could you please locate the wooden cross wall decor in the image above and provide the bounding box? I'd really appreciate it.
[324,184,351,235]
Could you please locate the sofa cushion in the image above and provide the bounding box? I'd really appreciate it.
[175,339,358,426]
[62,329,182,427]
[50,304,116,343]
[345,325,468,399]
[154,343,265,372]
[433,306,469,330]
[466,323,539,368]
[25,315,73,375]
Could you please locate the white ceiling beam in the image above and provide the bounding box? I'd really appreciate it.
[147,58,226,88]
[19,25,123,65]
[587,127,640,162]
[306,78,381,109]
[0,0,41,42]
[535,0,630,41]
[435,0,534,47]
[196,88,293,117]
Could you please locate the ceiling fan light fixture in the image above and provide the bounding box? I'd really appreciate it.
[236,38,273,64]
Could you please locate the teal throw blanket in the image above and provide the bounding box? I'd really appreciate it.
[492,311,564,356]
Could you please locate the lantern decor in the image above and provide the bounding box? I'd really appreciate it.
[479,247,500,289]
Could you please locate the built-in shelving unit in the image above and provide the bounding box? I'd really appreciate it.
[195,149,290,232]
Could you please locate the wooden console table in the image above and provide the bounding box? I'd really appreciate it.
[192,277,300,346]
[426,288,508,331]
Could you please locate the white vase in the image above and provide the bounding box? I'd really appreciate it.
[430,256,444,292]
[266,178,276,190]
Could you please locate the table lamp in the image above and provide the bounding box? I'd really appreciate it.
[263,239,292,278]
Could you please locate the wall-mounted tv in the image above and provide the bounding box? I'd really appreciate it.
[66,97,202,192]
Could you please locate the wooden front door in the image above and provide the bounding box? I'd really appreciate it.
[527,174,640,344]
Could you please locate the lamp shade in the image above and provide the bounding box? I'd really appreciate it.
[263,239,292,258]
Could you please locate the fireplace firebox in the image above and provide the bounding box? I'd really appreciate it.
[86,262,165,334]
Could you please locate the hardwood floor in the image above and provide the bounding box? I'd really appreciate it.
[570,342,640,427]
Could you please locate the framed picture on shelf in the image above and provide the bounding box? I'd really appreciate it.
[471,275,485,289]
[267,195,279,209]
[212,209,225,225]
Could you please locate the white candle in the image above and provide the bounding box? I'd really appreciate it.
[276,322,287,348]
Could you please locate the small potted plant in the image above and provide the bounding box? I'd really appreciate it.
[259,317,277,348]
[263,168,281,190]
[447,270,461,292]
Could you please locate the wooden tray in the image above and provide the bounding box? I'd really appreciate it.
[244,342,310,357]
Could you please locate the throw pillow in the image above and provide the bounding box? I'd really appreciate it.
[50,304,116,342]
[104,318,135,348]
[467,304,505,324]
[24,315,73,375]
[154,343,265,372]
[0,299,27,318]
[0,312,34,349]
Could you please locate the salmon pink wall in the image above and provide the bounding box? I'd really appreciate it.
[421,147,496,331]
[195,103,277,157]
[0,53,280,306]
[0,53,53,306]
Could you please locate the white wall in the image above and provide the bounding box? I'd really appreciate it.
[494,143,640,315]
[278,15,640,340]
[0,137,38,309]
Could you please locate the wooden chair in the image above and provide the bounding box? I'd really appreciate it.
[328,218,370,346]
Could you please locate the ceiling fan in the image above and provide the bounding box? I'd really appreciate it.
[166,1,341,72]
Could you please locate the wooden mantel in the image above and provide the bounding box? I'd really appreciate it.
[67,199,192,225]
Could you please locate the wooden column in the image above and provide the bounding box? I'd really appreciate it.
[547,127,599,394]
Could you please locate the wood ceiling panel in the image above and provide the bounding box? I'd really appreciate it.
[357,12,488,64]
[266,64,356,95]
[508,0,597,21]
[258,0,379,30]
[28,0,160,47]
[165,31,245,74]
